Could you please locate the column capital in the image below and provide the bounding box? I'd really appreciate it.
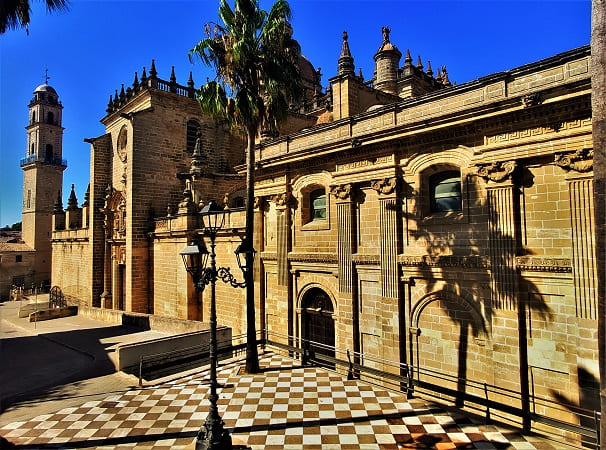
[371,177,398,197]
[476,160,517,183]
[554,148,593,173]
[253,196,265,210]
[330,183,355,202]
[270,192,292,209]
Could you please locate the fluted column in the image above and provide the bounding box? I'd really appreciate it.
[331,184,356,293]
[556,150,597,319]
[569,177,597,318]
[253,196,266,340]
[371,177,400,299]
[271,192,291,286]
[479,162,519,310]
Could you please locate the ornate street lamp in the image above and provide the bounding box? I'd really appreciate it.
[180,200,254,450]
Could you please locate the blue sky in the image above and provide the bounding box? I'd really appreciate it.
[0,0,591,228]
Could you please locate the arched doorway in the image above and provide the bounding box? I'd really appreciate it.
[301,287,335,367]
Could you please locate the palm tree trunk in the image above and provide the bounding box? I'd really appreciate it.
[592,0,606,447]
[245,127,260,373]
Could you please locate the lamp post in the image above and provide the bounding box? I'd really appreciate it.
[180,200,255,450]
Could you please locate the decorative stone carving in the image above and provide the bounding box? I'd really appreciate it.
[399,254,491,269]
[515,256,572,273]
[522,92,541,108]
[253,196,265,210]
[177,187,196,214]
[370,177,398,195]
[477,161,517,182]
[271,192,291,207]
[329,183,353,200]
[288,253,338,264]
[554,148,593,173]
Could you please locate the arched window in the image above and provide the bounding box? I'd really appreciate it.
[186,120,201,152]
[45,144,54,162]
[310,189,326,220]
[47,111,54,124]
[429,170,462,212]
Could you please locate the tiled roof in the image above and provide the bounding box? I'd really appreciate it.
[0,242,34,253]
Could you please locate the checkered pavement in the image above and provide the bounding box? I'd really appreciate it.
[1,353,548,449]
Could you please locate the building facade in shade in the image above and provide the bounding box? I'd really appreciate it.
[49,29,596,437]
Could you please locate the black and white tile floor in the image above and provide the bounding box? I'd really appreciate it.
[0,353,559,449]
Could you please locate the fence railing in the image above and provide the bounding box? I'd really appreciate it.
[263,331,600,449]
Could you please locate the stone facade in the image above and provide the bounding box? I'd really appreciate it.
[46,29,597,441]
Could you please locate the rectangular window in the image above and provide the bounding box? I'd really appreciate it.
[27,190,31,209]
[16,255,23,263]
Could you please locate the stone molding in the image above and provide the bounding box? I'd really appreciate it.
[515,257,572,273]
[554,148,593,173]
[476,161,517,182]
[260,251,277,261]
[399,255,490,268]
[288,252,338,264]
[484,117,592,147]
[353,254,380,265]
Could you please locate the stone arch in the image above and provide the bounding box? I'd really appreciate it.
[297,284,337,367]
[411,290,485,336]
[410,289,489,405]
[292,172,332,226]
[297,282,338,315]
[291,171,332,195]
[404,146,472,176]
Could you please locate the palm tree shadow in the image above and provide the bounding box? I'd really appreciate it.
[402,168,552,422]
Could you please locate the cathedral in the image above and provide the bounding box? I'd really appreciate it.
[22,27,596,440]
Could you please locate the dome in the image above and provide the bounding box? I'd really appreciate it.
[298,55,318,85]
[33,83,57,95]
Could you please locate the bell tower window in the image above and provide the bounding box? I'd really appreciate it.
[47,111,54,124]
[46,144,54,162]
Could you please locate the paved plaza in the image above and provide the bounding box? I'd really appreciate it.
[0,301,571,449]
[1,352,566,449]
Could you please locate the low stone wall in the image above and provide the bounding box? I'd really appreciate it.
[18,303,51,318]
[28,306,78,322]
[116,326,232,372]
[77,305,209,334]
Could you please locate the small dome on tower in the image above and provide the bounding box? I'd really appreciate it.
[33,83,57,95]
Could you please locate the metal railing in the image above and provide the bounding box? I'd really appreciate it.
[263,331,599,449]
[20,154,67,167]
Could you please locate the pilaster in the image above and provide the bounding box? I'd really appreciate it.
[479,161,519,311]
[271,192,291,286]
[557,150,597,319]
[331,183,356,293]
[371,177,400,299]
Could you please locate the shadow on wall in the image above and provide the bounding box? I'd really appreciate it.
[403,168,552,424]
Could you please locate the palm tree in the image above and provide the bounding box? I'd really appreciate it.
[591,0,606,444]
[1,0,69,34]
[190,0,303,373]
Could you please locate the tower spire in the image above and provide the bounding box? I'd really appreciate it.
[337,31,355,77]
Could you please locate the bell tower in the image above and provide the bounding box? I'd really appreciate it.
[20,79,66,285]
